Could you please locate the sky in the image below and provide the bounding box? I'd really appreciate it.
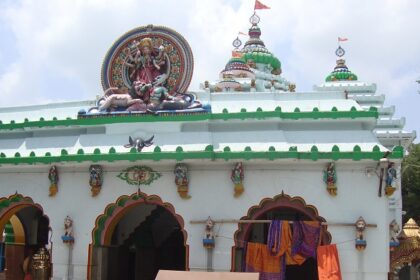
[0,0,419,141]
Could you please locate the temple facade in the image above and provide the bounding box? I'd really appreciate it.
[0,12,415,280]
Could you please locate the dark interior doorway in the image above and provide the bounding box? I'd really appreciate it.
[1,206,50,280]
[95,203,186,280]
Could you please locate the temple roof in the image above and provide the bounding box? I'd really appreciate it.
[400,218,420,239]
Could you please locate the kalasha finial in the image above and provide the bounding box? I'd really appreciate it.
[250,12,260,25]
[232,37,242,49]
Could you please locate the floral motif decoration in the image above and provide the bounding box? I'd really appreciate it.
[48,165,59,197]
[118,166,161,186]
[89,165,104,197]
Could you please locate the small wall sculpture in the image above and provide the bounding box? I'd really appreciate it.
[355,216,367,251]
[385,162,397,197]
[61,215,74,244]
[203,216,215,249]
[124,136,154,152]
[231,162,244,197]
[89,165,104,197]
[323,162,337,196]
[48,166,59,197]
[389,219,400,251]
[174,163,190,199]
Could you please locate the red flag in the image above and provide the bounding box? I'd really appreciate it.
[338,37,348,42]
[238,31,247,36]
[254,0,270,10]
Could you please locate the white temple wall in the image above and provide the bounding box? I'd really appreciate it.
[0,161,392,279]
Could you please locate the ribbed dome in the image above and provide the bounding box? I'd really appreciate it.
[325,59,358,82]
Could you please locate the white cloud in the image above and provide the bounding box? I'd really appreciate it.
[0,0,419,135]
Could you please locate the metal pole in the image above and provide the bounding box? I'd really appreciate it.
[190,219,377,228]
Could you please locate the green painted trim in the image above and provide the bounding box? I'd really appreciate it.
[0,108,378,131]
[0,145,404,165]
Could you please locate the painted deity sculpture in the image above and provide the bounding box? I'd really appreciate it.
[48,166,59,197]
[61,216,74,244]
[385,162,397,197]
[79,26,211,116]
[323,162,337,196]
[231,162,244,197]
[174,163,190,199]
[89,165,103,197]
[124,38,168,86]
[355,216,367,251]
[203,216,216,249]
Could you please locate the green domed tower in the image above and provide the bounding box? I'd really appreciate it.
[325,46,358,82]
[241,13,282,75]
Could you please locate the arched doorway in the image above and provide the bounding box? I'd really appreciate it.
[232,192,331,279]
[88,192,188,280]
[0,193,50,280]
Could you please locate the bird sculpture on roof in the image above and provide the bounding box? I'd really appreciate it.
[124,136,154,152]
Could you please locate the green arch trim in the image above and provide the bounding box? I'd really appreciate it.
[91,192,187,246]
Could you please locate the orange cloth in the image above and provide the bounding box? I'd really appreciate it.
[246,242,281,273]
[317,244,342,280]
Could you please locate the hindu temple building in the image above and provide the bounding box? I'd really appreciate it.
[0,10,416,280]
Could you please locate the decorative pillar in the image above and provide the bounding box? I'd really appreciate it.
[202,217,215,271]
[61,216,74,280]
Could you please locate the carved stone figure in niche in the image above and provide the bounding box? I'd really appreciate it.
[89,165,103,197]
[385,162,397,197]
[355,216,367,251]
[48,165,59,197]
[231,162,244,197]
[61,215,74,243]
[174,163,190,199]
[323,162,337,196]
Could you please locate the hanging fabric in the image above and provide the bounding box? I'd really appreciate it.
[245,242,283,280]
[292,221,321,259]
[317,244,342,280]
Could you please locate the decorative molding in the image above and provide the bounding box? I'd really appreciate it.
[0,145,404,165]
[0,107,378,131]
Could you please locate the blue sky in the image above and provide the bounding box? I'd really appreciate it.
[0,0,419,142]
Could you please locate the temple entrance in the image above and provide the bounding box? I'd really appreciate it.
[232,192,331,280]
[0,194,50,280]
[89,193,188,280]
